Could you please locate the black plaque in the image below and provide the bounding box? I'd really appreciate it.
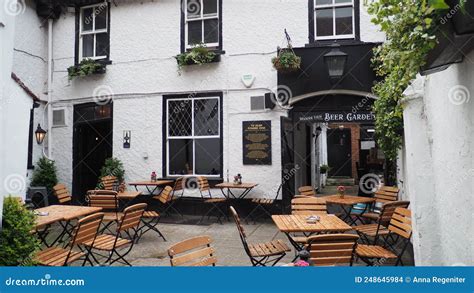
[243,121,272,165]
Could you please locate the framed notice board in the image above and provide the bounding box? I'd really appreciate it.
[243,120,272,165]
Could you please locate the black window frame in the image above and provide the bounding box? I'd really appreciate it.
[180,0,223,53]
[74,1,112,65]
[308,0,360,45]
[162,92,224,179]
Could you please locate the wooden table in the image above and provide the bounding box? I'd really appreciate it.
[323,195,375,224]
[215,182,258,199]
[128,180,174,195]
[34,205,102,247]
[272,214,352,253]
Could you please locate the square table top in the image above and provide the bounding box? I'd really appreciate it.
[117,191,142,200]
[34,205,102,229]
[128,180,174,186]
[215,182,258,189]
[272,214,352,233]
[323,195,375,206]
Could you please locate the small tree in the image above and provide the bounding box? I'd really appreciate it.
[30,157,58,194]
[0,196,41,266]
[97,157,125,188]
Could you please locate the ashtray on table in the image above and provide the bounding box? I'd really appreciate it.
[306,215,320,224]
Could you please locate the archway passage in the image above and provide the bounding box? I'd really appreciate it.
[281,94,384,197]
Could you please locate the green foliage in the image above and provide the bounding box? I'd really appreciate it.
[320,165,330,174]
[97,157,125,189]
[0,196,41,266]
[367,0,449,160]
[272,49,301,73]
[175,43,217,72]
[67,58,104,80]
[30,157,58,194]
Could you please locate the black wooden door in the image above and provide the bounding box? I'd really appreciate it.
[280,117,296,212]
[73,120,112,204]
[327,128,352,177]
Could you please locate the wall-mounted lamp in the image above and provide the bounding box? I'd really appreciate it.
[324,43,348,82]
[35,124,47,145]
[315,126,322,138]
[123,130,131,149]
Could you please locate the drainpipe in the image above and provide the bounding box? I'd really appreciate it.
[46,18,53,159]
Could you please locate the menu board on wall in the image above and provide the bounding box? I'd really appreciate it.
[243,121,272,165]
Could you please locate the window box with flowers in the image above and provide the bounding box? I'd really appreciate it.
[67,59,107,80]
[175,44,224,72]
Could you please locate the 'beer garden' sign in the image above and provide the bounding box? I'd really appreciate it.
[243,121,272,165]
[296,111,376,123]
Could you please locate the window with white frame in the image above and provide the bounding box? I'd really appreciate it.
[314,0,355,40]
[166,97,221,177]
[79,3,109,60]
[184,0,220,48]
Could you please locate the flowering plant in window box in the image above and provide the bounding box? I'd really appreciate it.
[272,47,301,74]
[67,58,106,80]
[175,43,221,72]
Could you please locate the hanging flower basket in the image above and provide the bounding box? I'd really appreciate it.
[272,48,301,74]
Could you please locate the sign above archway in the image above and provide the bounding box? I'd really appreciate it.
[295,111,375,123]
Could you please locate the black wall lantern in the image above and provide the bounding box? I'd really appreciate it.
[35,124,47,145]
[315,126,322,138]
[324,43,348,81]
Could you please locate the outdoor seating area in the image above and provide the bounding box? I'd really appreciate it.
[27,176,414,267]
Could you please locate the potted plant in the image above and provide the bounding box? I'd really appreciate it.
[320,165,330,174]
[68,58,106,80]
[175,43,221,72]
[30,157,58,195]
[0,196,41,266]
[272,48,301,73]
[97,157,125,189]
[337,186,346,199]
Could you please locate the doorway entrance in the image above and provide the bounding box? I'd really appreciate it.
[72,103,113,204]
[327,128,352,177]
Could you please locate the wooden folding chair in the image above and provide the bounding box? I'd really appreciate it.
[138,188,171,242]
[291,197,327,215]
[298,186,316,197]
[198,177,228,224]
[306,234,359,266]
[86,190,121,233]
[356,208,412,266]
[245,184,282,223]
[230,206,290,266]
[85,203,147,266]
[35,213,104,266]
[52,184,72,205]
[353,201,410,244]
[168,236,217,266]
[152,185,183,218]
[100,175,118,191]
[359,187,400,222]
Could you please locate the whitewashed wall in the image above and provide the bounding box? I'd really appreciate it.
[401,54,474,265]
[45,0,384,197]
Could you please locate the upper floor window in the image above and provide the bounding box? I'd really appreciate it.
[183,0,220,49]
[79,3,109,60]
[314,0,355,40]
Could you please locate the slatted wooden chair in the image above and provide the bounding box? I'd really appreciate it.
[291,197,327,215]
[52,184,73,205]
[86,190,121,233]
[168,236,217,266]
[137,187,172,242]
[230,206,290,266]
[245,184,283,223]
[198,177,228,224]
[101,175,118,191]
[84,203,147,266]
[353,201,410,244]
[35,212,104,266]
[306,234,359,266]
[152,185,183,218]
[298,186,316,197]
[359,186,400,222]
[356,208,412,266]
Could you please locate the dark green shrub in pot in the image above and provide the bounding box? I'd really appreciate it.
[97,157,125,189]
[30,157,58,194]
[0,196,41,266]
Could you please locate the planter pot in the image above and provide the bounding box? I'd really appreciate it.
[178,50,225,67]
[446,0,474,35]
